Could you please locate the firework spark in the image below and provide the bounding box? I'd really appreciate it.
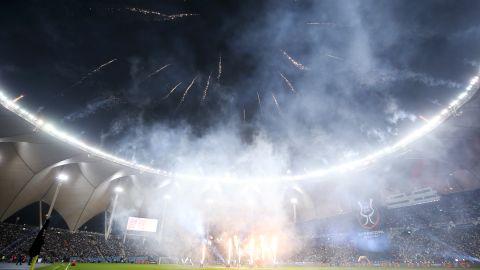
[144,64,171,81]
[201,72,212,102]
[162,82,182,100]
[12,94,25,103]
[178,75,198,106]
[279,72,296,93]
[125,7,199,21]
[217,53,222,80]
[282,50,308,70]
[271,93,281,114]
[71,59,117,87]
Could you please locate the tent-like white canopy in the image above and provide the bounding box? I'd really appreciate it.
[0,74,479,230]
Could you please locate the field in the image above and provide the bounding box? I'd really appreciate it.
[35,264,466,270]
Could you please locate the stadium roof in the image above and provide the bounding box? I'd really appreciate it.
[0,75,479,230]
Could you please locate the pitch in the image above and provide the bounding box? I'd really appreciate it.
[35,265,457,270]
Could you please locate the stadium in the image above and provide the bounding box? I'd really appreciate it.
[1,1,480,270]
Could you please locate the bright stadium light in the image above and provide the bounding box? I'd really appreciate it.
[56,173,69,182]
[163,194,172,200]
[0,72,479,183]
[290,198,298,204]
[114,186,124,193]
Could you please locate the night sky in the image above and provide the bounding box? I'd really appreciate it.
[0,0,479,177]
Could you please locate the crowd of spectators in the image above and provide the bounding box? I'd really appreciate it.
[1,191,479,265]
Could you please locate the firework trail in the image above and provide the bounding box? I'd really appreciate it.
[201,72,212,102]
[271,93,281,115]
[12,94,25,103]
[162,82,182,100]
[418,115,429,123]
[125,7,199,21]
[256,91,261,107]
[306,22,337,26]
[325,54,344,61]
[217,54,222,80]
[144,64,171,81]
[282,50,308,70]
[178,75,198,106]
[279,72,296,93]
[71,59,117,88]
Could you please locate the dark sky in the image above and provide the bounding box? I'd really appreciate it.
[0,0,479,176]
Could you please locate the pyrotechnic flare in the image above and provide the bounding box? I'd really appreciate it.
[279,72,296,93]
[271,236,278,265]
[282,50,308,70]
[234,235,240,266]
[260,235,265,261]
[12,94,25,103]
[162,82,182,100]
[271,93,281,115]
[144,64,171,81]
[217,54,222,80]
[249,237,255,265]
[71,59,117,87]
[125,7,199,21]
[227,238,232,266]
[201,243,206,265]
[178,75,198,106]
[201,72,211,102]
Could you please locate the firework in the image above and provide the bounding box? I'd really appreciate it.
[271,93,281,115]
[125,7,199,21]
[280,72,296,93]
[418,115,429,123]
[217,54,222,80]
[162,82,182,100]
[257,91,262,108]
[12,95,25,103]
[282,50,308,70]
[325,54,344,61]
[306,22,337,26]
[71,59,117,87]
[178,75,198,106]
[201,72,212,102]
[144,64,171,81]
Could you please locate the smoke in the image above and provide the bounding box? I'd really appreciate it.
[70,0,479,262]
[64,95,121,122]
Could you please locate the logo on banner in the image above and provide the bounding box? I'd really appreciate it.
[357,198,380,230]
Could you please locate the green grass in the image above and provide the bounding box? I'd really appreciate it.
[36,264,466,270]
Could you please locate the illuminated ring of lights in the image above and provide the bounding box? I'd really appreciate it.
[0,74,478,183]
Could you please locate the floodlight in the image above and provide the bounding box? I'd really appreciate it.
[290,198,298,204]
[114,186,124,193]
[56,173,69,182]
[163,194,172,200]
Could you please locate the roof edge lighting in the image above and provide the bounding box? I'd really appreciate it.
[0,74,478,182]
